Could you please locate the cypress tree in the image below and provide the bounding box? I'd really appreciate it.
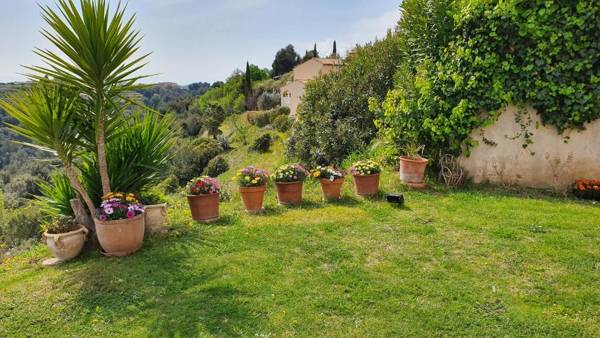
[333,40,337,56]
[313,43,319,58]
[244,61,253,109]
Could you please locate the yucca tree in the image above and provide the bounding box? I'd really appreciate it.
[27,0,151,196]
[0,84,96,216]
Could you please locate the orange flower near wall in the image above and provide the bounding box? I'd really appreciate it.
[573,179,600,201]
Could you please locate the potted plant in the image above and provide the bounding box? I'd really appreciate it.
[140,191,168,235]
[272,163,309,206]
[399,143,428,188]
[42,215,88,266]
[95,192,145,257]
[311,166,345,201]
[573,179,600,201]
[236,166,269,213]
[187,176,221,223]
[350,160,381,196]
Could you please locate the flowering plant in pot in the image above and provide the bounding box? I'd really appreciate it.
[271,163,309,206]
[399,143,428,188]
[236,166,269,213]
[350,160,381,196]
[573,179,600,201]
[95,192,145,257]
[311,166,345,201]
[42,215,88,266]
[187,176,221,223]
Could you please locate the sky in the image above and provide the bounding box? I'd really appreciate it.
[0,0,400,85]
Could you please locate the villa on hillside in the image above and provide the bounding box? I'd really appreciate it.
[281,58,342,116]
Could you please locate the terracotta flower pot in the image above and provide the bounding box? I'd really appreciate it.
[95,214,145,257]
[239,185,266,213]
[187,193,219,223]
[399,156,429,188]
[320,178,344,201]
[143,203,168,234]
[353,173,380,196]
[42,225,88,266]
[275,181,303,206]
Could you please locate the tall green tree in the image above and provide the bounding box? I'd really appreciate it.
[27,0,151,197]
[271,44,300,77]
[243,62,253,110]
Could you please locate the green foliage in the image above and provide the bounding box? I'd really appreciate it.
[377,0,600,158]
[139,189,167,205]
[170,137,222,185]
[79,110,177,204]
[287,33,403,166]
[272,115,292,132]
[204,156,230,177]
[195,72,245,114]
[247,107,288,128]
[42,215,79,235]
[36,171,76,216]
[198,103,227,138]
[0,193,44,248]
[251,134,273,153]
[272,44,300,78]
[256,91,280,110]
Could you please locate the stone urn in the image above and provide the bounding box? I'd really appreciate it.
[143,203,168,234]
[43,226,88,266]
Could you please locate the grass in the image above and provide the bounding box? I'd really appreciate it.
[1,120,599,337]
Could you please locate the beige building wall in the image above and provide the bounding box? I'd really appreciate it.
[280,80,306,116]
[460,105,600,190]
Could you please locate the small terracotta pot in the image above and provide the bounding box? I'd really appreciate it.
[353,173,380,196]
[320,178,344,201]
[143,203,168,234]
[239,185,266,213]
[275,181,303,206]
[43,225,88,266]
[95,214,145,257]
[187,193,220,223]
[400,156,429,187]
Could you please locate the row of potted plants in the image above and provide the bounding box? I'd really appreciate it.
[186,161,382,222]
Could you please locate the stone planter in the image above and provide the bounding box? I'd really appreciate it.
[95,214,145,257]
[187,193,219,223]
[353,173,380,196]
[275,181,303,206]
[42,225,88,266]
[400,156,429,188]
[319,178,344,201]
[143,203,168,234]
[239,185,266,213]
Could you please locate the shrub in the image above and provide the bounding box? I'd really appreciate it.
[204,156,230,177]
[247,111,273,127]
[257,91,280,110]
[273,115,292,132]
[287,33,403,166]
[36,171,77,216]
[170,137,222,185]
[276,106,290,116]
[251,134,272,153]
[0,200,45,248]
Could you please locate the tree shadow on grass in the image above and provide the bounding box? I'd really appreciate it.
[61,230,262,337]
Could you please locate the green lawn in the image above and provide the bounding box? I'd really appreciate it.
[1,172,599,337]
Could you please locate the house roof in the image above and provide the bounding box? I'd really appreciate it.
[313,58,343,66]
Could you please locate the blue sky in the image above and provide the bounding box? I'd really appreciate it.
[0,0,400,85]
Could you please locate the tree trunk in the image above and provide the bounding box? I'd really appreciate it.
[64,164,97,221]
[70,198,94,232]
[97,115,111,196]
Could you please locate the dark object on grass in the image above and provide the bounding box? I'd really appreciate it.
[386,193,404,205]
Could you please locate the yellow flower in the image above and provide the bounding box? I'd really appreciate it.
[313,171,320,177]
[245,176,251,181]
[252,180,257,184]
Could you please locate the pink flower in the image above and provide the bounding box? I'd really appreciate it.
[127,210,135,218]
[98,214,107,221]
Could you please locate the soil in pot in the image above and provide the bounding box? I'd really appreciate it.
[43,226,88,266]
[187,193,220,223]
[353,173,380,196]
[144,203,168,234]
[95,214,145,257]
[240,185,266,213]
[320,178,344,201]
[400,156,429,188]
[276,181,303,206]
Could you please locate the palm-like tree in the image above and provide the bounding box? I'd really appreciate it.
[27,0,151,196]
[0,84,96,216]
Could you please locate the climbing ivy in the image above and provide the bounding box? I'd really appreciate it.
[376,0,600,157]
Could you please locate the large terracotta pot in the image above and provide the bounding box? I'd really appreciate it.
[187,193,219,223]
[42,225,88,266]
[353,173,380,196]
[143,204,168,235]
[275,181,303,206]
[400,156,429,188]
[95,214,145,257]
[320,178,344,201]
[239,185,266,213]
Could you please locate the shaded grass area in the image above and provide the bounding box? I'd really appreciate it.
[1,171,599,337]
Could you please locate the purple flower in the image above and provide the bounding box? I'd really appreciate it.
[104,207,114,215]
[127,210,135,218]
[98,214,107,221]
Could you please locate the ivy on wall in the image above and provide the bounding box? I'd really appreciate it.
[376,0,600,157]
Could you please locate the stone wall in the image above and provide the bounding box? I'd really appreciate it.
[460,105,600,190]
